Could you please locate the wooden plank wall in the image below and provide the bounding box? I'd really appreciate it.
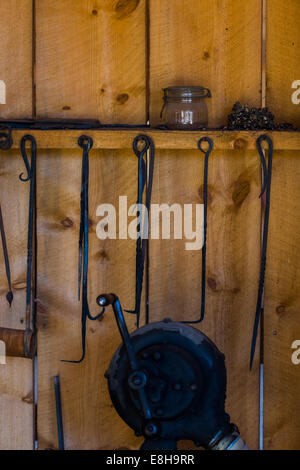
[35,0,146,450]
[36,148,141,449]
[0,0,299,451]
[36,0,147,123]
[0,0,34,450]
[0,1,33,119]
[149,0,262,128]
[264,0,300,450]
[149,0,262,450]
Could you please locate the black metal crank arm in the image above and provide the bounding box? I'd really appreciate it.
[97,293,152,421]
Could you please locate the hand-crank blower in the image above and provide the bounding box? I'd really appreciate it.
[96,293,249,451]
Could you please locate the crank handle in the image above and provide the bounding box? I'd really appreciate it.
[96,293,153,423]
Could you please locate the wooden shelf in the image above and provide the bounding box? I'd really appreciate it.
[7,128,300,150]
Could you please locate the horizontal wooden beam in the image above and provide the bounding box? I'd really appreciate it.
[7,129,300,151]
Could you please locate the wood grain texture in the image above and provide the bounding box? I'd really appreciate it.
[266,0,300,127]
[148,0,262,449]
[36,147,143,449]
[149,0,262,127]
[8,129,300,150]
[36,0,147,124]
[0,0,34,450]
[264,151,300,449]
[0,150,34,449]
[264,0,300,449]
[0,0,33,118]
[0,152,30,330]
[149,149,262,449]
[0,357,33,449]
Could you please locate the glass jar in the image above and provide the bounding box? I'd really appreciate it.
[160,86,211,130]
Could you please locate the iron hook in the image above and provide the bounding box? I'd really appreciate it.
[256,134,273,198]
[19,135,36,182]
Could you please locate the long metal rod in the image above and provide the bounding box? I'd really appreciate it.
[0,204,13,306]
[259,364,264,450]
[54,375,65,450]
[259,1,267,448]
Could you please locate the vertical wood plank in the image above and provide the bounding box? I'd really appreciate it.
[149,0,262,127]
[36,148,142,449]
[264,0,300,449]
[0,0,33,118]
[149,149,262,449]
[266,0,300,127]
[36,0,147,124]
[0,0,33,450]
[263,151,300,450]
[0,152,34,450]
[0,152,30,330]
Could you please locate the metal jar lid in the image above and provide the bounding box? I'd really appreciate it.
[162,86,212,99]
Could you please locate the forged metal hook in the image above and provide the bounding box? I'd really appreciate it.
[0,204,13,306]
[257,134,272,198]
[0,128,14,306]
[62,135,104,364]
[19,134,36,182]
[250,135,273,370]
[19,135,37,357]
[182,136,213,324]
[125,135,155,328]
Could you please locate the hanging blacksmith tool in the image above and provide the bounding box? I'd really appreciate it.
[62,136,104,363]
[54,375,65,450]
[0,124,13,306]
[0,204,13,306]
[125,135,155,327]
[250,135,273,370]
[19,135,37,358]
[182,137,213,324]
[97,293,249,450]
[0,135,37,358]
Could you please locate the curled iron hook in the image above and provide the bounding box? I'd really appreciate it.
[78,134,93,152]
[19,135,36,182]
[256,135,272,198]
[198,136,214,155]
[133,134,151,157]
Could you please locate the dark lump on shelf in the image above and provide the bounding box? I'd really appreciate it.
[225,101,295,131]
